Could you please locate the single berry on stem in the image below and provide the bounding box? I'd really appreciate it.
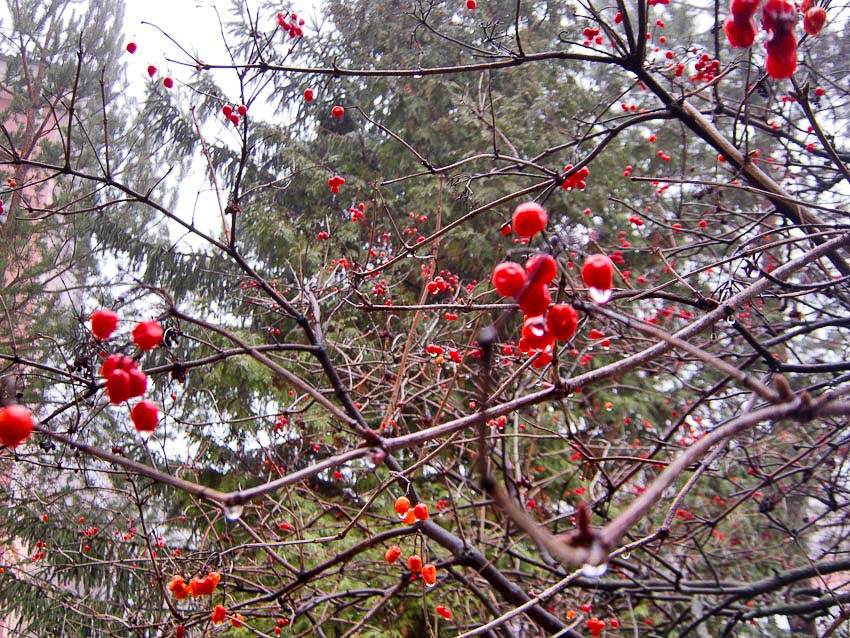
[0,404,34,448]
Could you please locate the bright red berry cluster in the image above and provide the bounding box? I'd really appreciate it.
[328,174,345,194]
[101,354,148,405]
[560,164,590,191]
[277,11,304,37]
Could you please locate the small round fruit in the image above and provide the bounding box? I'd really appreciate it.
[525,254,558,285]
[512,202,548,237]
[331,105,345,118]
[547,304,578,341]
[518,283,551,316]
[131,400,159,433]
[394,496,411,517]
[421,563,437,586]
[237,105,247,116]
[407,555,423,573]
[107,369,132,405]
[91,309,119,340]
[126,42,137,54]
[492,262,527,297]
[0,404,34,448]
[581,254,614,302]
[303,89,315,101]
[163,77,174,89]
[413,503,429,521]
[132,321,164,351]
[147,65,157,77]
[127,367,148,398]
[385,545,402,564]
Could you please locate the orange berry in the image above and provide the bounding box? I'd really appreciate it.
[394,496,411,517]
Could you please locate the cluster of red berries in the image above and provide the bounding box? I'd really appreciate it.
[349,202,365,221]
[425,344,463,364]
[724,0,826,79]
[385,545,438,585]
[222,104,247,127]
[691,54,721,83]
[168,571,221,600]
[394,495,429,524]
[560,164,590,191]
[491,203,615,368]
[91,310,163,433]
[328,175,345,194]
[581,27,603,47]
[276,11,304,37]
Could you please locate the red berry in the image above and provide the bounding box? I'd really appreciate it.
[499,223,511,235]
[520,316,554,352]
[126,42,137,54]
[100,354,123,379]
[163,77,174,89]
[765,43,797,79]
[730,0,760,18]
[517,283,551,316]
[331,105,345,118]
[175,626,185,638]
[803,6,826,35]
[511,202,548,237]
[394,496,411,516]
[91,309,119,340]
[492,262,527,297]
[525,254,558,285]
[147,65,157,78]
[230,114,240,126]
[222,105,233,117]
[0,404,34,448]
[237,104,247,116]
[303,89,315,102]
[466,0,476,8]
[762,0,797,39]
[132,321,164,351]
[413,503,429,521]
[127,367,148,398]
[582,254,614,302]
[407,555,423,573]
[107,369,132,405]
[385,545,402,564]
[422,563,437,585]
[724,15,756,48]
[131,401,159,433]
[211,605,227,625]
[547,304,578,341]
